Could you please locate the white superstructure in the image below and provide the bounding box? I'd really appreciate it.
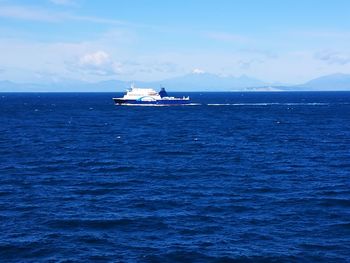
[122,85,162,101]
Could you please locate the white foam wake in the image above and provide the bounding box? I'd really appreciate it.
[206,102,329,106]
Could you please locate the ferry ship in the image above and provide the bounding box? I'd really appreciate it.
[113,85,190,106]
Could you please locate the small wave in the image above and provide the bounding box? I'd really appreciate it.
[0,243,47,260]
[47,218,133,229]
[47,217,169,231]
[328,222,350,230]
[157,151,192,156]
[0,191,12,197]
[144,252,300,263]
[73,188,117,196]
[319,198,350,208]
[78,235,110,245]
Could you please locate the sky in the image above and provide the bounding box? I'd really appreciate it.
[1,0,350,84]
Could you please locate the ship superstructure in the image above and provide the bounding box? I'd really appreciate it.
[113,85,190,106]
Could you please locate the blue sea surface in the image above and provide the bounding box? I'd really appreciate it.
[1,92,350,262]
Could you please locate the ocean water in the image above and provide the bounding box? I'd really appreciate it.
[1,92,350,262]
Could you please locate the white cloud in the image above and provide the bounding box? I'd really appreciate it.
[69,15,125,25]
[79,51,110,67]
[205,32,250,43]
[0,5,60,22]
[315,50,350,65]
[0,27,140,82]
[237,58,264,70]
[289,30,350,40]
[78,51,122,76]
[0,4,125,25]
[192,68,205,74]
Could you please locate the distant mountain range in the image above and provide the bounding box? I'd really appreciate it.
[298,73,350,91]
[1,73,350,92]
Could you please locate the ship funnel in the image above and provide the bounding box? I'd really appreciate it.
[159,87,168,98]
